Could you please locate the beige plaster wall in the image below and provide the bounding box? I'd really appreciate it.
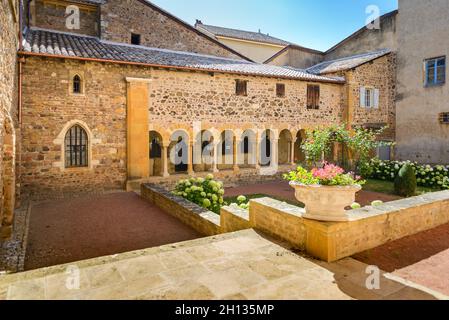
[216,37,285,64]
[396,0,449,164]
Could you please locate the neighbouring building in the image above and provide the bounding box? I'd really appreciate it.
[195,21,292,64]
[1,0,406,239]
[396,0,449,164]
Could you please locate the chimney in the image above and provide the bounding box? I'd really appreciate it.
[258,29,261,33]
[195,19,203,26]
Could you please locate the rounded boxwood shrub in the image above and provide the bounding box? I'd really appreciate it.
[394,164,417,197]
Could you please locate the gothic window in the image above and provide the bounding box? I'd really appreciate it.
[65,125,88,168]
[73,75,82,94]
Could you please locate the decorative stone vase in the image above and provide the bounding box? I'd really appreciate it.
[290,182,362,222]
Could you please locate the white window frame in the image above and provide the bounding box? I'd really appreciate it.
[360,87,379,109]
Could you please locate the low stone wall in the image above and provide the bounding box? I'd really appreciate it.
[220,205,251,233]
[249,191,449,262]
[141,184,221,236]
[250,198,307,249]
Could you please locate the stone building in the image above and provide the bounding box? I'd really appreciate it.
[0,0,19,239]
[396,0,449,164]
[0,0,398,238]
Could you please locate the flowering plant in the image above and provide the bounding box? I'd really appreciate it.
[284,163,365,186]
[173,174,225,214]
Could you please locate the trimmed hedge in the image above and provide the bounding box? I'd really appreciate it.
[368,159,449,189]
[394,164,417,197]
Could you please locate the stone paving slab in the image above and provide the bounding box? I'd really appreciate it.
[0,229,438,300]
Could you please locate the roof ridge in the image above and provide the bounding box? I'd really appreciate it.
[308,49,391,70]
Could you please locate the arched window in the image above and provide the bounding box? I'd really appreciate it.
[243,136,249,154]
[65,125,88,168]
[73,75,82,94]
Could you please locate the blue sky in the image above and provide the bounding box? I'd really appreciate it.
[151,0,398,51]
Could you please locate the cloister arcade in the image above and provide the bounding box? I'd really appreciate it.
[147,125,307,178]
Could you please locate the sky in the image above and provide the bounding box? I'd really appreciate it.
[151,0,398,51]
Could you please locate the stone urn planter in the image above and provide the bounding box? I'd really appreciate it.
[290,182,362,222]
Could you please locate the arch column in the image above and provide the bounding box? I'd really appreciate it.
[255,134,261,170]
[213,142,220,173]
[162,142,170,177]
[272,138,279,169]
[233,136,240,173]
[188,141,195,175]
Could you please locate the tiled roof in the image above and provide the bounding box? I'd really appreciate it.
[306,49,392,75]
[195,23,291,46]
[21,29,345,83]
[71,0,105,4]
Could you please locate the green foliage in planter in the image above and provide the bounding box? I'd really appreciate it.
[394,164,417,197]
[368,159,449,190]
[172,174,225,214]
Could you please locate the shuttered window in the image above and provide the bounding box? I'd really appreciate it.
[236,80,248,96]
[276,83,285,97]
[307,85,320,109]
[65,125,88,168]
[360,87,379,109]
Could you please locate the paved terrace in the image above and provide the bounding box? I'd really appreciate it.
[0,229,438,300]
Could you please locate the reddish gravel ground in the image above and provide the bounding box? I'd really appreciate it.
[354,223,449,296]
[225,181,401,207]
[24,192,202,270]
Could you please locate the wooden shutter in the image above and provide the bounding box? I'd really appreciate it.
[373,89,380,108]
[314,85,320,109]
[360,87,366,108]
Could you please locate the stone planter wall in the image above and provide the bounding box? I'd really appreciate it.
[249,191,449,262]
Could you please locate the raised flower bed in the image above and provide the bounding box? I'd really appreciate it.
[284,163,364,222]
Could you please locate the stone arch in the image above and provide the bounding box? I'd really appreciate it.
[278,129,293,165]
[218,130,235,170]
[149,130,163,176]
[294,129,307,164]
[193,129,214,172]
[53,120,98,170]
[1,114,15,238]
[168,129,190,174]
[260,129,277,167]
[240,129,257,168]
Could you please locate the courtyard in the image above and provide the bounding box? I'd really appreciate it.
[0,229,438,300]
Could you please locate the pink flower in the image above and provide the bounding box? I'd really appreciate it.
[311,163,345,181]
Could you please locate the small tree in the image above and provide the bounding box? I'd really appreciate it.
[301,125,393,175]
[301,127,335,167]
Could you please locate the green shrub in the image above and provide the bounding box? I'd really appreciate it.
[173,174,225,214]
[368,159,449,190]
[394,164,417,197]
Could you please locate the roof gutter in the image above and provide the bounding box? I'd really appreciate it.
[18,51,345,84]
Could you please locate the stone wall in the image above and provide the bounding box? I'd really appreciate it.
[100,0,243,60]
[343,54,396,140]
[249,191,449,262]
[20,55,344,199]
[141,184,221,236]
[30,0,99,36]
[396,0,449,164]
[325,11,397,61]
[0,0,19,238]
